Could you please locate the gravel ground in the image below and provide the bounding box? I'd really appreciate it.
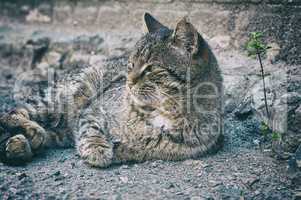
[0,23,295,200]
[0,147,293,200]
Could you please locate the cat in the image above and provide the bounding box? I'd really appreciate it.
[0,13,223,167]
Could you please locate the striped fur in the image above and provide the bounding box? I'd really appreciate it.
[0,14,223,167]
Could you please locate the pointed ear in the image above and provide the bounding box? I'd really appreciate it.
[173,17,199,55]
[143,12,167,33]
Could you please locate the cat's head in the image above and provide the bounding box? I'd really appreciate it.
[127,13,213,112]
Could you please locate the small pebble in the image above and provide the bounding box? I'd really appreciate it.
[119,176,128,184]
[121,165,129,169]
[53,171,61,176]
[114,171,121,175]
[166,183,175,189]
[16,172,27,180]
[71,162,75,169]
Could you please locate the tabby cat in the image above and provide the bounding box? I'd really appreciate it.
[0,13,223,167]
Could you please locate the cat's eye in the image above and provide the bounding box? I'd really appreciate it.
[141,65,153,77]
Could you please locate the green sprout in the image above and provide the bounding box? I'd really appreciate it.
[247,32,271,119]
[247,32,282,147]
[247,32,270,57]
[260,121,270,138]
[271,131,281,141]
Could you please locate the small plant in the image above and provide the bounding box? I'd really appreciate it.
[247,32,271,119]
[247,32,281,145]
[260,121,270,138]
[271,131,281,141]
[260,121,281,141]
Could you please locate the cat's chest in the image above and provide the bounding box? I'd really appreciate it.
[149,112,173,130]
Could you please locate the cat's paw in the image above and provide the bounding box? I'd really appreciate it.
[0,109,47,150]
[23,121,47,150]
[5,134,33,164]
[78,136,113,168]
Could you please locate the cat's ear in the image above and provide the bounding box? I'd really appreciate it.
[143,12,167,33]
[173,17,199,55]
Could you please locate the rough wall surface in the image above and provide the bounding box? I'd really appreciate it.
[1,0,300,64]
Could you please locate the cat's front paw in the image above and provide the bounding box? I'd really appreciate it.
[23,121,47,150]
[0,110,47,151]
[78,136,113,168]
[5,134,33,165]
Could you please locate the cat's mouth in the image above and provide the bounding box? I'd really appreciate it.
[129,90,156,106]
[127,84,159,109]
[128,92,157,113]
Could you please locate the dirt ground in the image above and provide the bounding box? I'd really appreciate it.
[0,20,297,200]
[0,145,293,200]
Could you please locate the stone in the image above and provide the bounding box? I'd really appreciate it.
[26,37,50,67]
[284,92,301,105]
[89,55,106,65]
[166,182,175,189]
[36,62,50,77]
[295,192,301,200]
[70,53,90,63]
[234,97,254,119]
[224,99,237,114]
[245,177,260,188]
[25,9,51,23]
[296,106,301,118]
[288,156,298,174]
[119,176,129,184]
[210,35,231,49]
[291,172,301,188]
[16,172,27,180]
[267,42,281,64]
[121,165,129,169]
[295,145,301,168]
[53,171,61,176]
[53,5,73,24]
[44,51,62,67]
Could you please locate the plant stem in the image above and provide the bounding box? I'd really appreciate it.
[257,52,270,120]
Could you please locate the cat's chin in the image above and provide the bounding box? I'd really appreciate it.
[129,93,152,107]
